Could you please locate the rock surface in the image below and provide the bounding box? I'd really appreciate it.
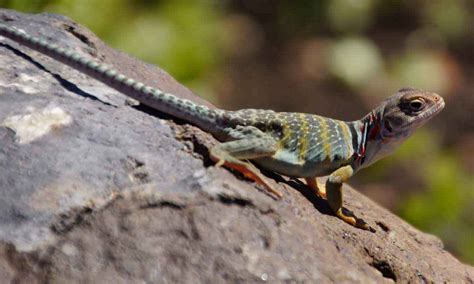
[0,9,472,283]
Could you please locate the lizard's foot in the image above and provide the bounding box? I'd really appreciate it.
[305,177,327,199]
[335,208,375,232]
[326,165,375,232]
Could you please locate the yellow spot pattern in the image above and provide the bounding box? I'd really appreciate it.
[298,114,309,160]
[338,121,351,157]
[279,118,292,147]
[319,117,331,158]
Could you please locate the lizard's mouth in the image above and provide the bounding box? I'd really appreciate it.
[409,98,445,128]
[421,99,445,119]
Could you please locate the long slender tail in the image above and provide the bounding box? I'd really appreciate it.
[0,23,224,134]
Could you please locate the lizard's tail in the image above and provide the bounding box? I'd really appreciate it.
[0,23,225,134]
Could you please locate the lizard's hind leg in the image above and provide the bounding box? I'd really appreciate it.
[305,177,327,199]
[210,136,282,198]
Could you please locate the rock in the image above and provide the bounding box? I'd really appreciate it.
[0,9,472,283]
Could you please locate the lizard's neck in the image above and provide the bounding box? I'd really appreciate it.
[350,107,387,171]
[351,105,415,171]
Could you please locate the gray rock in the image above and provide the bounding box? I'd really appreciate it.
[0,9,472,283]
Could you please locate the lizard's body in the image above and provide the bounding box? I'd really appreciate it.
[0,24,445,231]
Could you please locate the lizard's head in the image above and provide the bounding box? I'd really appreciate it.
[380,87,445,138]
[357,87,444,168]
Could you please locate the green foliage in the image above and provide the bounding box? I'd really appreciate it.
[423,0,468,40]
[327,0,375,33]
[277,0,327,35]
[0,0,48,12]
[391,51,450,95]
[328,38,383,89]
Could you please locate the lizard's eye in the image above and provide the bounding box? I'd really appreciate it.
[409,99,424,111]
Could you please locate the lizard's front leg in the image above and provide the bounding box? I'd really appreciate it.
[325,165,374,231]
[210,137,282,198]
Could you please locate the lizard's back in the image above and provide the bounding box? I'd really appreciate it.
[220,109,356,177]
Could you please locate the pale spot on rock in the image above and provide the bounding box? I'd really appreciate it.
[0,73,41,94]
[61,242,79,256]
[2,104,73,144]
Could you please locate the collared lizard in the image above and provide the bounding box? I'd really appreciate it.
[0,24,445,231]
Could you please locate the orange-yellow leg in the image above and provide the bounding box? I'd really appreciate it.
[305,177,327,199]
[326,166,374,232]
[216,159,282,199]
[210,137,282,199]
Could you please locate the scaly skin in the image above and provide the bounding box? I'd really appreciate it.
[0,24,445,231]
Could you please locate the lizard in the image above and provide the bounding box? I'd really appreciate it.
[0,23,445,231]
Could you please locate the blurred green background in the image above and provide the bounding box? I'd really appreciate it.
[1,0,473,264]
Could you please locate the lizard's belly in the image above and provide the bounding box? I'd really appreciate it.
[253,149,350,178]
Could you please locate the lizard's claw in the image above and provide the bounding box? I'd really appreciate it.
[336,209,375,232]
